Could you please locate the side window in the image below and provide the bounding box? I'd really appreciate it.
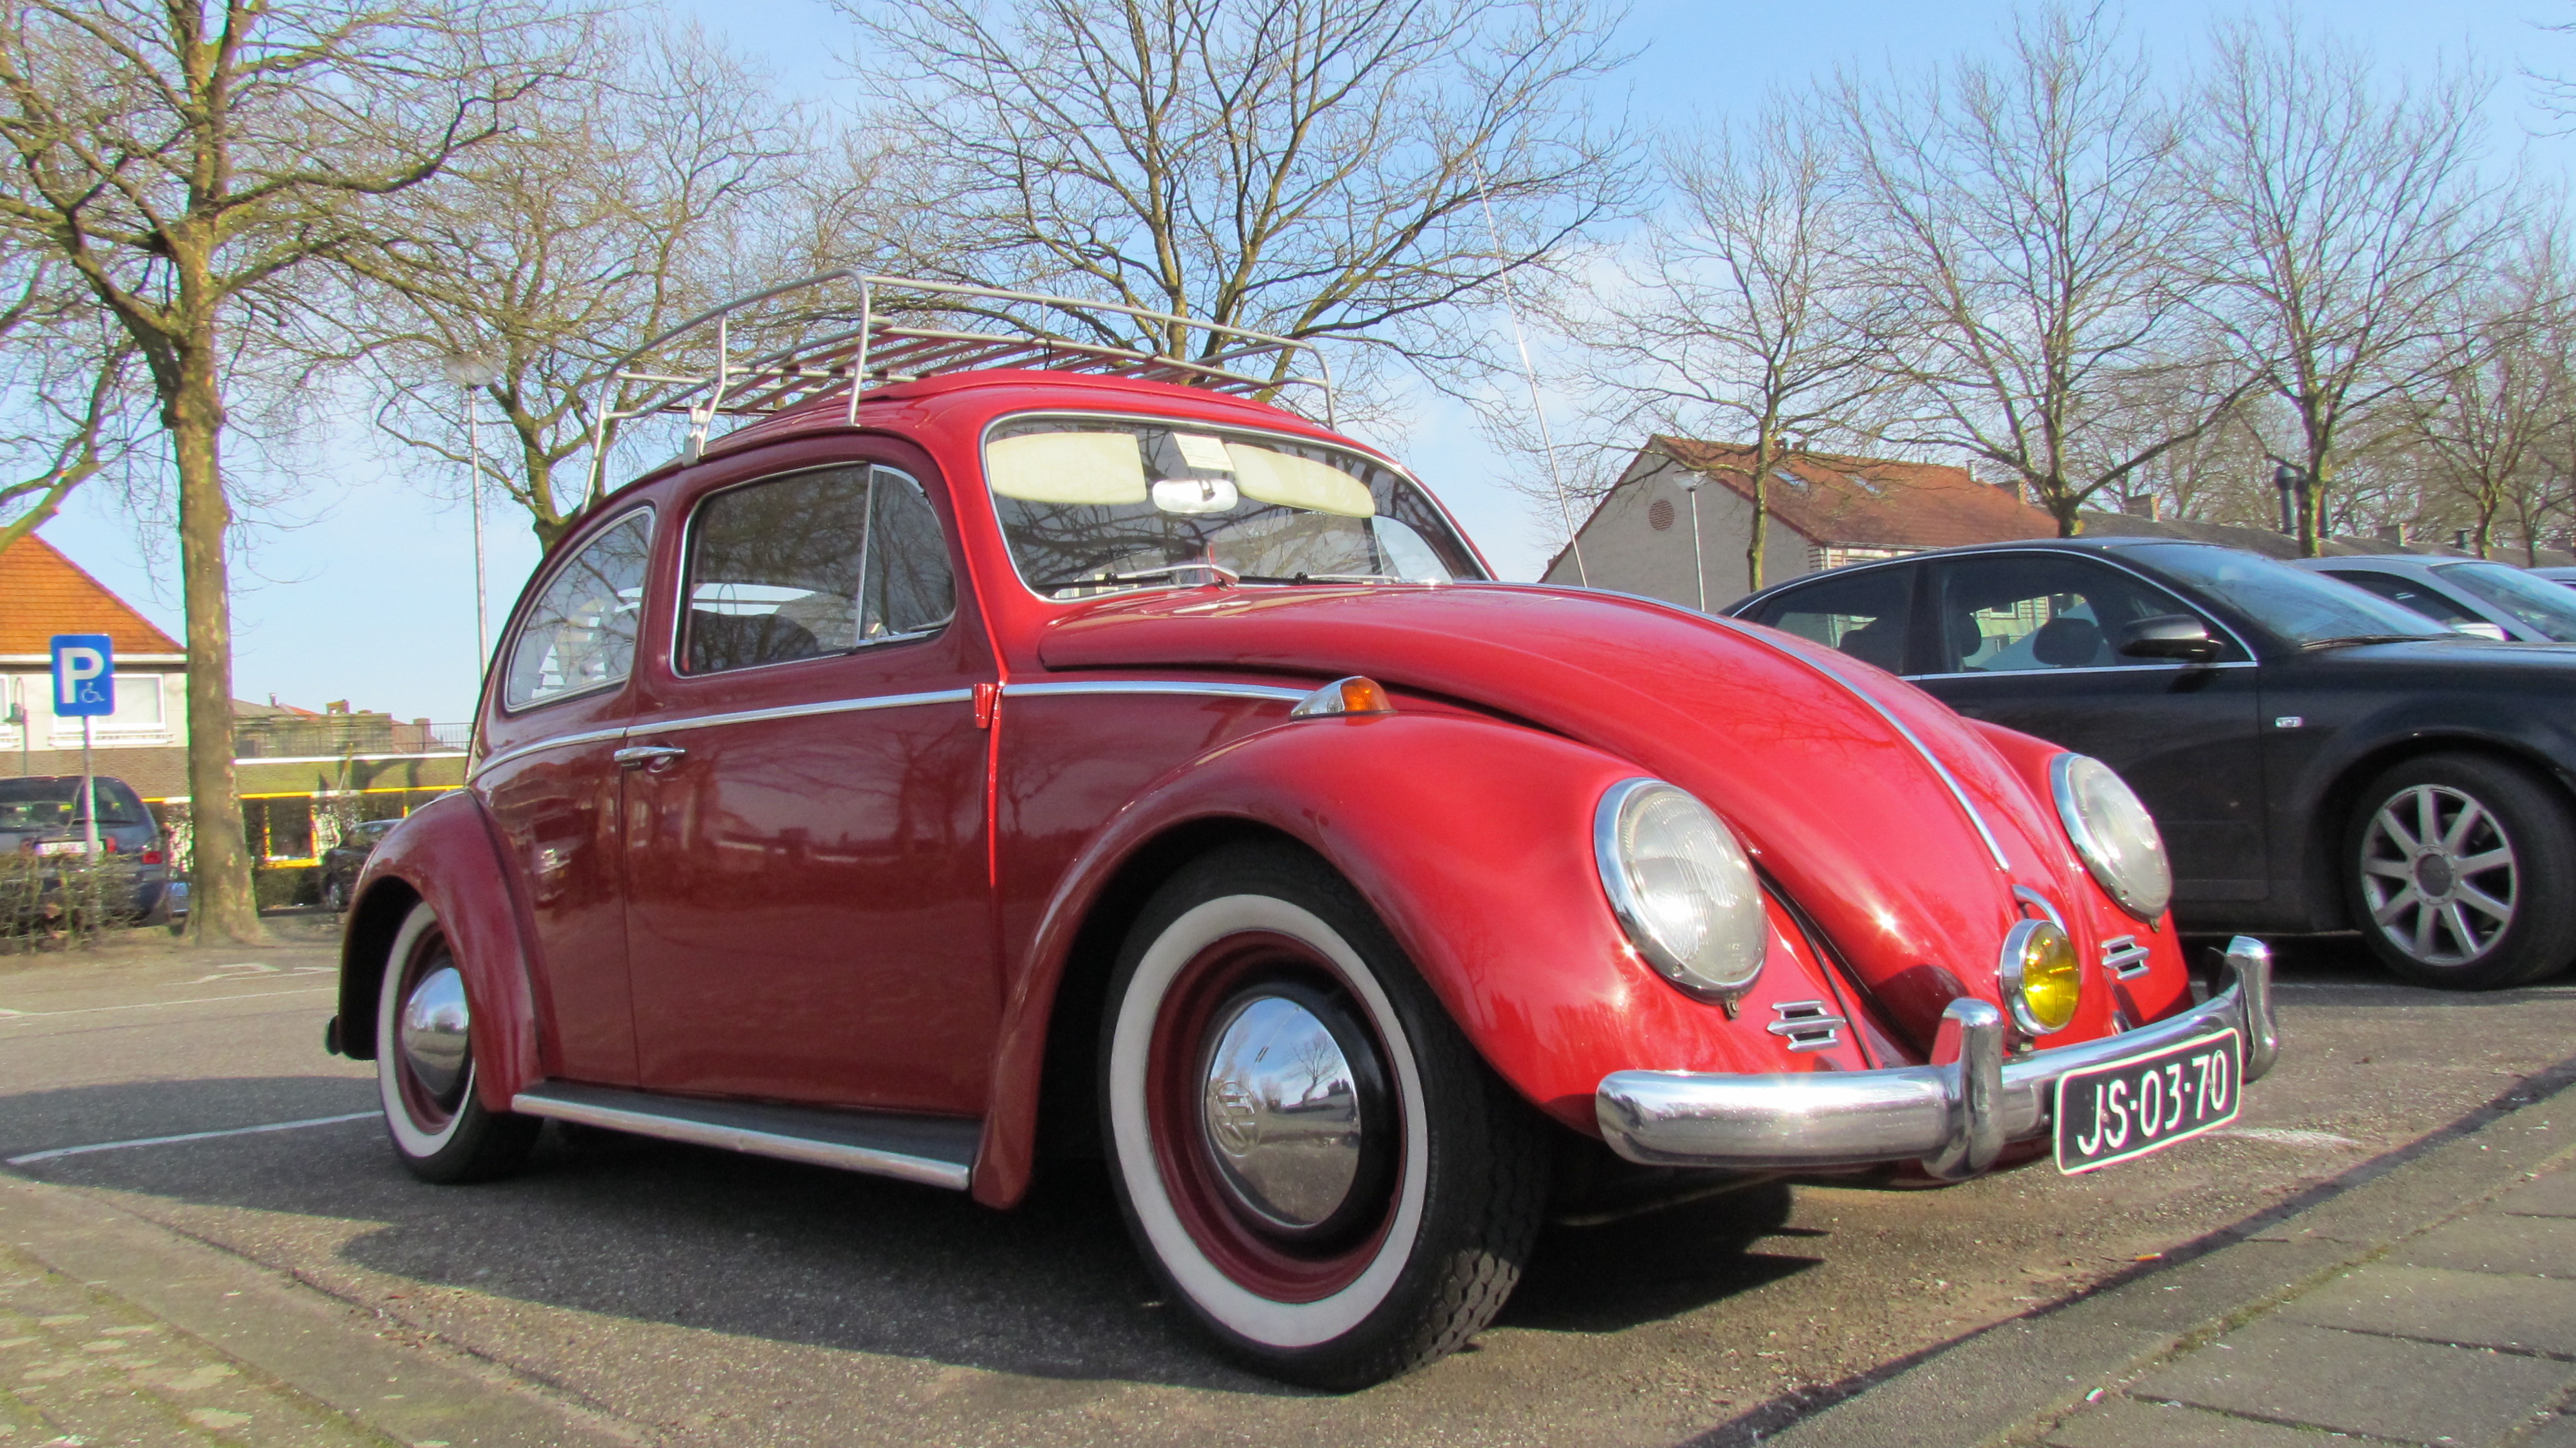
[2326,571,2480,628]
[682,465,955,676]
[1746,566,1915,673]
[1931,555,2207,673]
[504,509,654,710]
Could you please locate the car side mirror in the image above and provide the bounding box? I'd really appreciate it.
[2117,615,2222,663]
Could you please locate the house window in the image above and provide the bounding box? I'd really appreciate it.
[107,674,164,728]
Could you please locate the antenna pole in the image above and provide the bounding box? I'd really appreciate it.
[1472,167,1586,586]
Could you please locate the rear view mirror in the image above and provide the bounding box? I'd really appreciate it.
[2118,615,2222,663]
[1152,477,1239,515]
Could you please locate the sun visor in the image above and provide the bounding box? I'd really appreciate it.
[1227,443,1375,518]
[988,430,1149,504]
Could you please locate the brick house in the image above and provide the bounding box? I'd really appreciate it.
[1541,438,2058,610]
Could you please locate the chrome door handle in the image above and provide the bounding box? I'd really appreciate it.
[612,745,687,768]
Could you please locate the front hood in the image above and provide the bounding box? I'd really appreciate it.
[1040,583,2096,1047]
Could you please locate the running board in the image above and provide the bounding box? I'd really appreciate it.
[511,1082,977,1191]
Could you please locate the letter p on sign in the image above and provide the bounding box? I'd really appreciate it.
[50,635,114,716]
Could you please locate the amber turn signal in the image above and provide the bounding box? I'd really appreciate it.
[2001,919,2081,1035]
[1289,675,1395,718]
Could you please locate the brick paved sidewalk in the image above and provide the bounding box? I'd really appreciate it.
[2042,1163,2576,1447]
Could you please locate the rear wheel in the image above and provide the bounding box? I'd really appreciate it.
[376,902,539,1182]
[1099,842,1546,1388]
[321,873,348,914]
[2347,754,2576,989]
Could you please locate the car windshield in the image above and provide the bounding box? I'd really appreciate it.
[0,778,144,829]
[984,417,1484,598]
[2125,544,2449,647]
[2434,562,2576,641]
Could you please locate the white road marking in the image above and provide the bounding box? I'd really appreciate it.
[0,986,336,1021]
[6,1112,378,1165]
[2216,1127,2365,1149]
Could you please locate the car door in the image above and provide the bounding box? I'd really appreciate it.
[1913,552,2271,904]
[620,456,999,1115]
[475,507,655,1085]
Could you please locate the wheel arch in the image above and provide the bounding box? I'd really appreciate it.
[2300,731,2576,931]
[969,711,1846,1210]
[330,791,545,1110]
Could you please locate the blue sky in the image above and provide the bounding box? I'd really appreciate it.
[34,0,2568,722]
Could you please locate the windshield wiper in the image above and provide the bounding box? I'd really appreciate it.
[1035,562,1241,591]
[2301,633,2444,650]
[1231,572,1403,585]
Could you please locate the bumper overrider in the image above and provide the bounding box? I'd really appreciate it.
[1596,937,2279,1180]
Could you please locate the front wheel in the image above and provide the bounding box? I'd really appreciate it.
[376,902,539,1182]
[2347,754,2576,990]
[1100,842,1547,1389]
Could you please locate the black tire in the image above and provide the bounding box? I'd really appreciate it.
[376,902,539,1182]
[320,873,347,915]
[2345,753,2576,990]
[1097,841,1547,1389]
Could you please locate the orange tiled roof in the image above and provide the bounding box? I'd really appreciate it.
[0,533,185,656]
[1649,437,2059,550]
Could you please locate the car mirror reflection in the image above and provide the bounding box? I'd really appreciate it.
[2116,615,2222,663]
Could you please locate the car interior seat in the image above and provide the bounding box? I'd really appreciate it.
[2029,615,2108,668]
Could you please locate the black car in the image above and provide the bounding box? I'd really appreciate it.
[317,817,400,913]
[0,774,178,922]
[1730,537,2576,990]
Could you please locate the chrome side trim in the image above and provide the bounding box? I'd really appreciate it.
[1001,680,1307,703]
[631,688,976,737]
[471,724,632,780]
[1765,1000,1847,1052]
[511,1083,976,1191]
[1596,936,2276,1174]
[1905,661,2258,683]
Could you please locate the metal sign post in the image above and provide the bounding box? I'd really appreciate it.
[50,635,114,858]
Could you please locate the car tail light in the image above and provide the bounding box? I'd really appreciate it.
[141,848,163,864]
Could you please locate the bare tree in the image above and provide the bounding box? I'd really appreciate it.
[1831,3,2240,537]
[838,0,1637,398]
[0,257,144,553]
[0,0,556,941]
[336,23,818,549]
[1546,99,1885,595]
[2188,14,2507,555]
[2402,248,2567,562]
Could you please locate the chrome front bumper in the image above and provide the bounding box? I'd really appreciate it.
[1596,937,2279,1180]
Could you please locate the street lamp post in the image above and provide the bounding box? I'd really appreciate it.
[439,352,501,686]
[1678,476,1707,613]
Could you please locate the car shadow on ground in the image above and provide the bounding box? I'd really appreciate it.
[0,1077,1824,1393]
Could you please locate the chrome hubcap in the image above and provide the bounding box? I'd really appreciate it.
[1199,994,1366,1231]
[2361,784,2518,966]
[398,966,472,1103]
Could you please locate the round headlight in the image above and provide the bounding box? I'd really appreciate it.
[1594,779,1768,1000]
[2052,754,2173,920]
[2000,918,2081,1034]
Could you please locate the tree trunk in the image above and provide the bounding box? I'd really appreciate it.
[169,337,266,944]
[1746,470,1768,595]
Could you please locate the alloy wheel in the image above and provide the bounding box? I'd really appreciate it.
[2359,782,2518,967]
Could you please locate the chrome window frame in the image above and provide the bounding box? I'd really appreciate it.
[1746,547,2261,676]
[668,461,955,681]
[497,505,660,717]
[973,409,1490,603]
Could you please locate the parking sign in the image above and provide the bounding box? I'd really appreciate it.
[51,635,114,716]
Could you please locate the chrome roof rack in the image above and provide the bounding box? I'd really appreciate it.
[583,273,1336,490]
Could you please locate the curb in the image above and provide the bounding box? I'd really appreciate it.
[1759,1056,2576,1448]
[0,1171,642,1448]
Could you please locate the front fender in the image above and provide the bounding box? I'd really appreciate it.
[973,710,1857,1206]
[336,791,544,1113]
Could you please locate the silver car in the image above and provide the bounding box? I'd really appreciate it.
[2291,555,2576,643]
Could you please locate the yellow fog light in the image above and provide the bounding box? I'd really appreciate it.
[1999,919,2081,1035]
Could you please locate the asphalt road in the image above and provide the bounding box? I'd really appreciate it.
[3,922,2573,1448]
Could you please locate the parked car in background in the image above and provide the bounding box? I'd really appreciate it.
[2293,555,2576,643]
[2528,566,2576,590]
[1732,538,2576,990]
[319,818,400,913]
[327,275,2277,1389]
[0,774,177,922]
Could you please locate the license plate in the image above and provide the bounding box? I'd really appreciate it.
[35,841,85,856]
[2054,1028,2242,1174]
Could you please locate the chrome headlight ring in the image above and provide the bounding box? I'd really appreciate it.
[1593,778,1769,1003]
[2051,754,2174,922]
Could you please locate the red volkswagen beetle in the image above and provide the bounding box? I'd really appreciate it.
[330,278,2279,1387]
